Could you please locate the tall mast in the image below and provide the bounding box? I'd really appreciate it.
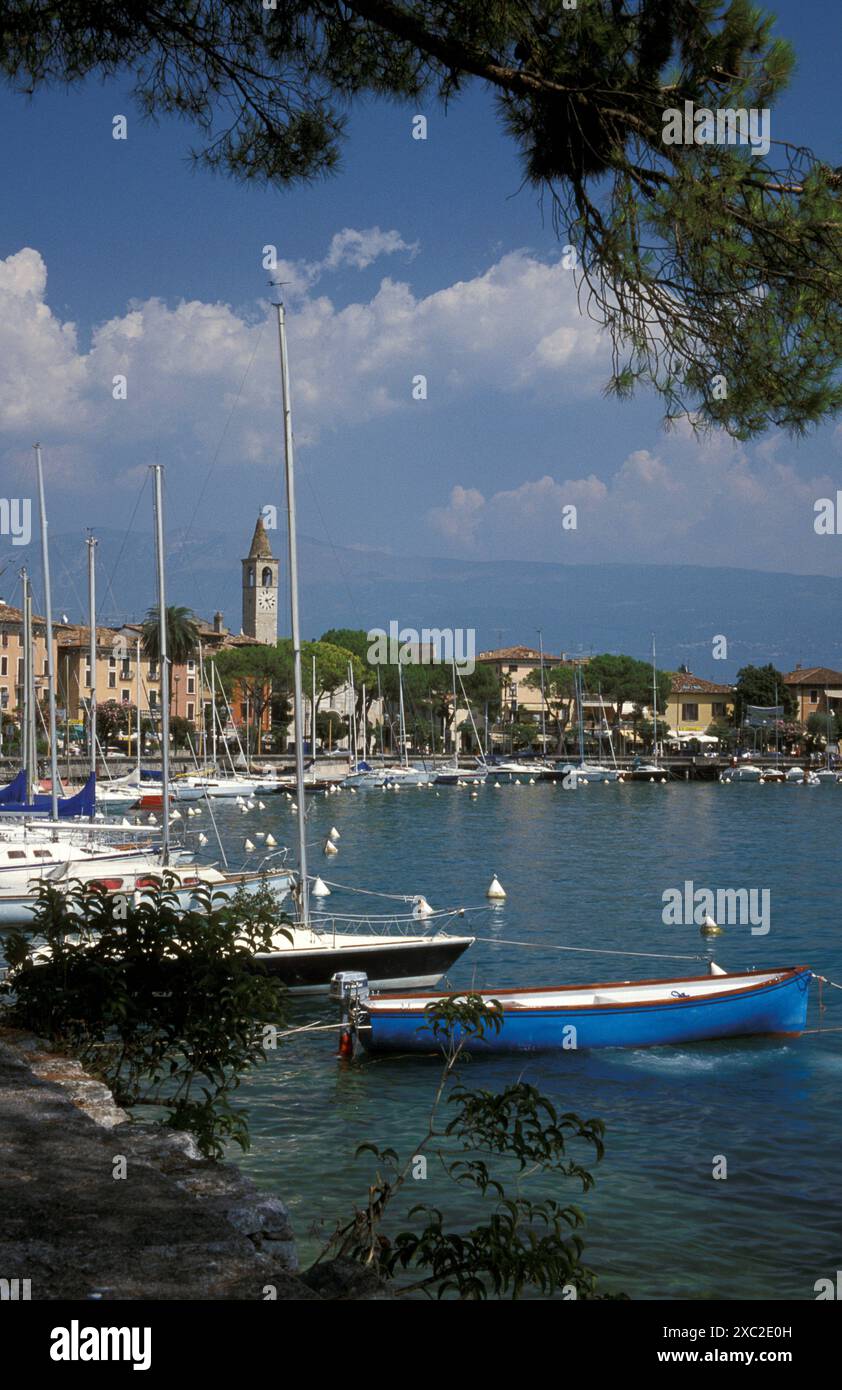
[274,294,309,928]
[211,660,217,767]
[651,633,658,764]
[34,447,59,819]
[197,639,205,764]
[577,665,586,764]
[152,465,170,866]
[537,628,546,758]
[311,653,317,780]
[398,663,408,766]
[20,569,32,801]
[135,636,142,783]
[86,534,97,790]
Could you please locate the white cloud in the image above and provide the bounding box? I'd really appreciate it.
[0,239,608,486]
[427,420,837,571]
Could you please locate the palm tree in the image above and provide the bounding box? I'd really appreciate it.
[141,605,200,708]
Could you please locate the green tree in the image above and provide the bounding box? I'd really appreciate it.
[4,3,842,434]
[141,605,200,707]
[323,997,615,1300]
[585,654,670,750]
[524,663,576,753]
[2,882,289,1159]
[215,642,294,754]
[733,664,797,727]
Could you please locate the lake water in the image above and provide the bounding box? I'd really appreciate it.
[137,781,842,1297]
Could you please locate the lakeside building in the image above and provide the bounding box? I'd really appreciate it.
[476,645,577,717]
[783,665,842,724]
[666,669,734,735]
[0,600,63,720]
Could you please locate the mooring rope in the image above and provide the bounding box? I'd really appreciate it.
[470,935,708,962]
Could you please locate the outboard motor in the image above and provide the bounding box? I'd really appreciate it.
[330,971,370,1058]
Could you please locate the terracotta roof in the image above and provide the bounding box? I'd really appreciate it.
[783,667,842,686]
[1,602,73,631]
[477,645,564,663]
[246,515,274,560]
[58,624,120,647]
[670,670,734,695]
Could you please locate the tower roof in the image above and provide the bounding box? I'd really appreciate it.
[246,515,274,559]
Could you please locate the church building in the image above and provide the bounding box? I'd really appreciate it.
[241,515,279,645]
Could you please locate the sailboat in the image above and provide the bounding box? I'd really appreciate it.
[541,666,621,783]
[434,661,487,784]
[247,288,473,991]
[343,663,428,787]
[617,638,669,783]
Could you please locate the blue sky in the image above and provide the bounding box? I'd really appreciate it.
[1,0,842,620]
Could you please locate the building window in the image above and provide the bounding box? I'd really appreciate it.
[712,702,726,718]
[149,664,159,681]
[0,688,7,708]
[108,672,116,689]
[681,703,699,721]
[261,565,273,588]
[1,632,7,648]
[84,664,91,686]
[187,660,195,672]
[809,689,818,703]
[187,677,195,694]
[109,655,116,668]
[149,690,158,707]
[121,689,130,704]
[17,659,23,683]
[121,661,131,678]
[0,657,6,676]
[187,702,195,721]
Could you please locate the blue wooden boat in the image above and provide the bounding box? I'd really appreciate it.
[357,965,812,1054]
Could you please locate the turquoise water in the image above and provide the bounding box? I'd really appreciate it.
[212,784,841,1297]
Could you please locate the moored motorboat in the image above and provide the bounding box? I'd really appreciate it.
[352,965,812,1054]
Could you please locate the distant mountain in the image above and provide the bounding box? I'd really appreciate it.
[7,528,841,681]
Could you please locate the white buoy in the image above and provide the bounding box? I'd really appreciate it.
[709,961,727,976]
[494,781,501,787]
[312,876,331,897]
[171,809,181,820]
[147,813,157,824]
[258,800,266,810]
[243,838,255,852]
[255,831,266,839]
[265,834,277,847]
[412,894,434,917]
[486,875,506,900]
[198,832,208,846]
[324,839,339,856]
[329,827,340,841]
[470,791,478,799]
[121,818,131,827]
[528,777,535,785]
[290,801,298,811]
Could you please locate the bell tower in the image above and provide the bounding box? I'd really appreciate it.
[242,515,279,644]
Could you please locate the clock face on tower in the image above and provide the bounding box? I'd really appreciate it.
[257,590,276,612]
